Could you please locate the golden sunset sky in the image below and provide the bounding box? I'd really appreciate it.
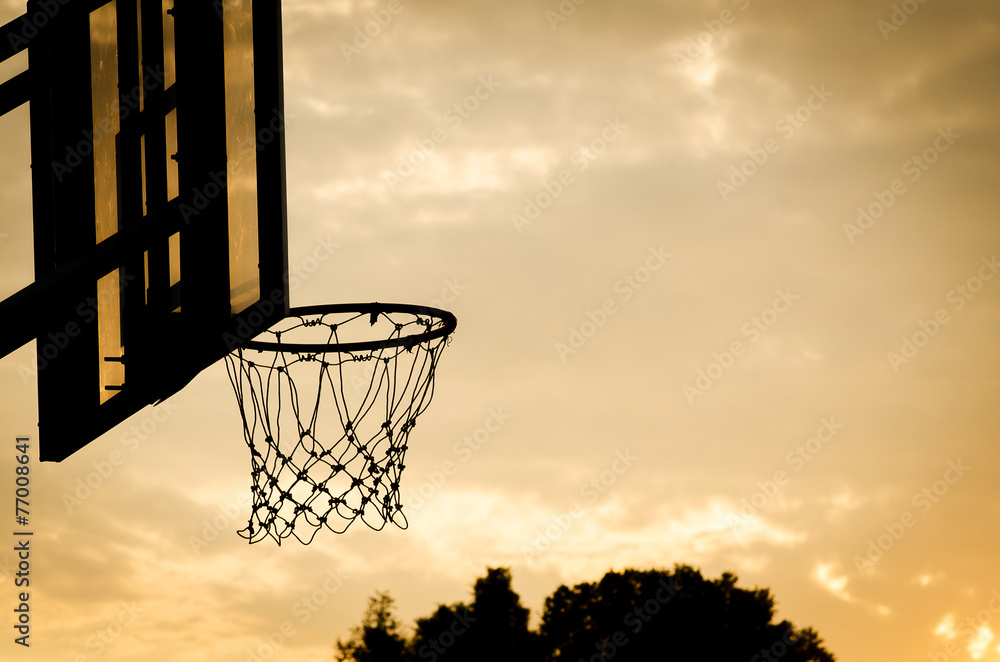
[1,0,999,660]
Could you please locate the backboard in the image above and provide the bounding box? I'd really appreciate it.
[5,0,289,461]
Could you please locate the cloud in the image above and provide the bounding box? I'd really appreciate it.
[375,489,807,583]
[2,2,1000,662]
[812,562,851,602]
[935,613,957,639]
[283,0,353,19]
[823,490,865,523]
[969,625,995,660]
[916,573,944,587]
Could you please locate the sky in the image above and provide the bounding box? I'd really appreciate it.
[1,0,999,660]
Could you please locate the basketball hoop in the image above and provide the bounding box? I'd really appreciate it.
[224,303,456,544]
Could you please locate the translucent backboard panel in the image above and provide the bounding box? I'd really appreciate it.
[90,0,119,245]
[162,0,175,87]
[91,1,124,408]
[168,231,180,287]
[165,107,178,199]
[97,269,124,404]
[224,0,260,315]
[136,0,144,112]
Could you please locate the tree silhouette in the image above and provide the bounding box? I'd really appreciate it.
[410,568,540,662]
[411,603,475,661]
[336,566,836,662]
[335,591,410,662]
[540,565,835,661]
[468,567,542,661]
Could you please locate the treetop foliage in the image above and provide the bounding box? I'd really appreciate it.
[335,565,835,662]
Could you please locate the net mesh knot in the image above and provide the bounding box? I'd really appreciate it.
[224,305,454,545]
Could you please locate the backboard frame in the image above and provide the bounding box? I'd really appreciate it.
[0,0,290,461]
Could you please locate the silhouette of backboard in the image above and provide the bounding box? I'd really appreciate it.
[3,0,289,461]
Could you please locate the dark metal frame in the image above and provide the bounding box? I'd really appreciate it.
[238,304,459,354]
[0,0,290,461]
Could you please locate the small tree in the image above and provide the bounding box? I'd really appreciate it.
[410,568,541,662]
[412,603,473,661]
[467,567,542,662]
[335,591,410,662]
